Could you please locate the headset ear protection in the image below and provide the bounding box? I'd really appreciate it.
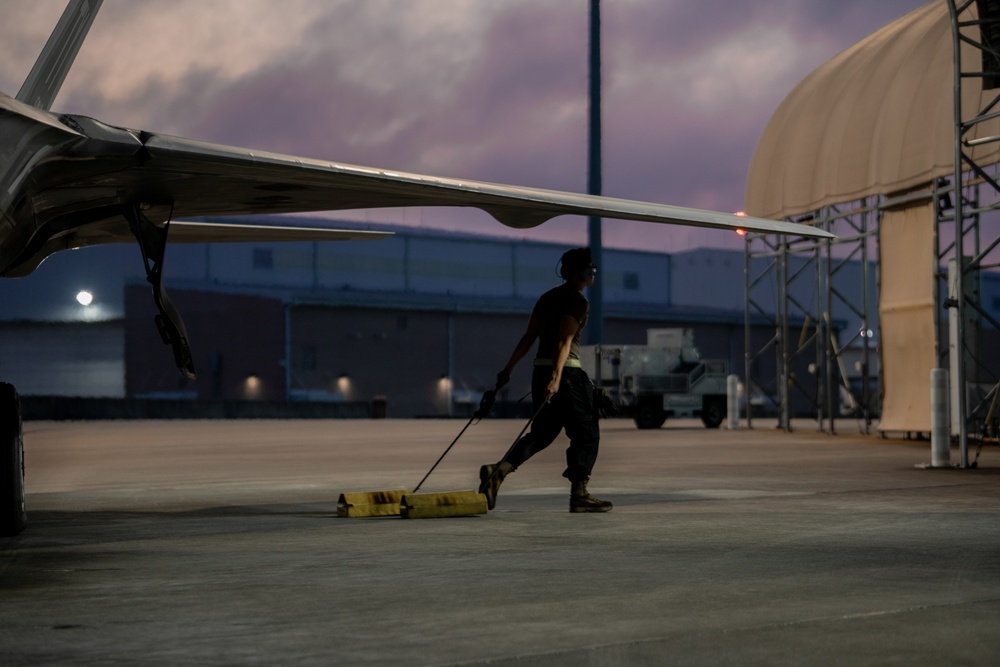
[558,248,595,281]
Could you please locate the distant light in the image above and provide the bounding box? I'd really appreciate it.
[736,228,747,236]
[244,374,262,400]
[76,290,94,306]
[337,373,351,396]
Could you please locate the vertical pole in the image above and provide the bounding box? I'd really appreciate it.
[860,205,872,434]
[744,234,753,429]
[948,1,969,467]
[311,241,319,291]
[727,374,740,430]
[284,304,292,401]
[949,258,962,437]
[815,236,826,433]
[778,238,791,432]
[510,244,518,298]
[403,236,411,293]
[587,0,604,346]
[931,368,951,467]
[447,313,455,417]
[822,232,835,434]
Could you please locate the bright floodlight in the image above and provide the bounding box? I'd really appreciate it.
[76,290,93,306]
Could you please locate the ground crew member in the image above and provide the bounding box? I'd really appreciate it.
[478,247,612,513]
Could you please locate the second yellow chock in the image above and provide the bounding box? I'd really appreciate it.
[400,490,488,519]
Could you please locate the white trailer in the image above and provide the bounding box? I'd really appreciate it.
[581,329,729,429]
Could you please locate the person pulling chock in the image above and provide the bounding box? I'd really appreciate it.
[478,247,612,514]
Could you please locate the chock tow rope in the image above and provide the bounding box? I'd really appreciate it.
[412,384,500,493]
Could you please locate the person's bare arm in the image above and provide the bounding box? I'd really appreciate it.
[498,309,540,387]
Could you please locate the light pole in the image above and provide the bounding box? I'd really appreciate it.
[587,0,603,346]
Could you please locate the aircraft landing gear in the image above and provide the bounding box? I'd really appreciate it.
[1,382,27,536]
[125,203,196,379]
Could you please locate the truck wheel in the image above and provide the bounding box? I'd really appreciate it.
[0,383,27,536]
[701,396,725,429]
[634,398,666,430]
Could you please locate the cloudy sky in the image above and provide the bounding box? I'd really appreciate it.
[0,0,929,253]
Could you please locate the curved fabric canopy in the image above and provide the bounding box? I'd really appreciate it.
[745,2,1000,219]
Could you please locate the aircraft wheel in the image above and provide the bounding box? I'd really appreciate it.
[701,396,725,429]
[634,397,666,430]
[0,382,27,537]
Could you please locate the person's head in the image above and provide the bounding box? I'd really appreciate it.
[559,247,597,285]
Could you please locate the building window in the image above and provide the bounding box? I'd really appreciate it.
[253,248,273,270]
[623,272,640,291]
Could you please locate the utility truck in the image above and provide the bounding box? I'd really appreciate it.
[581,328,729,429]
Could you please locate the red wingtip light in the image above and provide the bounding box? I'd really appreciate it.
[734,212,747,236]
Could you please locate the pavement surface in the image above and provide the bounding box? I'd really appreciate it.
[1,417,999,665]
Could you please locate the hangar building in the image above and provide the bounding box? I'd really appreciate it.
[0,217,898,418]
[744,1,1000,446]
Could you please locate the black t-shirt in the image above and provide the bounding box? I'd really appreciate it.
[532,283,589,362]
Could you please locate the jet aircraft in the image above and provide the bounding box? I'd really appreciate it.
[0,0,832,535]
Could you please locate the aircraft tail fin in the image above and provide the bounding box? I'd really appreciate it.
[16,0,104,111]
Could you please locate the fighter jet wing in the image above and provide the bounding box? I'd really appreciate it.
[10,109,830,278]
[166,221,390,244]
[129,131,832,239]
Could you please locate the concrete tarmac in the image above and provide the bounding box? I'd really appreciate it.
[2,418,999,665]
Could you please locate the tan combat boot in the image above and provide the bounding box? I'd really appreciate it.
[478,461,514,510]
[569,478,613,513]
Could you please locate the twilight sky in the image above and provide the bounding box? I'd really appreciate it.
[0,0,930,253]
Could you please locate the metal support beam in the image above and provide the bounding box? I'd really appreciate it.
[944,0,1000,467]
[125,203,196,379]
[744,202,877,433]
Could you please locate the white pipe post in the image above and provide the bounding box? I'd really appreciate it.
[931,368,951,468]
[727,375,740,430]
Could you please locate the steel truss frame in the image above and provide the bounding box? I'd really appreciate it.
[743,201,877,434]
[743,2,1000,455]
[945,0,1000,467]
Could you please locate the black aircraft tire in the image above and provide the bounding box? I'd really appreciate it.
[0,382,27,537]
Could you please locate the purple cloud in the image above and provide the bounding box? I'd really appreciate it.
[0,0,931,252]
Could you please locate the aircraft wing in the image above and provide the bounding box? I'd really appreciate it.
[7,108,830,277]
[139,132,833,239]
[167,221,390,244]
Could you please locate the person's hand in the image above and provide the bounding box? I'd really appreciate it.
[545,373,560,399]
[496,369,511,388]
[473,389,496,420]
